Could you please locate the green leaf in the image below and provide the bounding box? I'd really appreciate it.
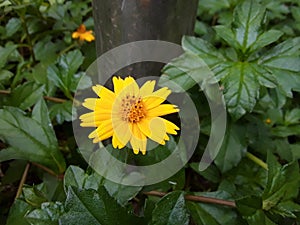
[47,49,84,98]
[188,191,242,225]
[63,166,86,191]
[8,82,44,110]
[0,44,17,69]
[284,108,300,125]
[259,37,300,97]
[214,25,240,50]
[249,30,283,52]
[150,191,189,225]
[262,153,300,211]
[236,195,263,217]
[0,106,66,174]
[63,165,141,206]
[221,62,259,119]
[187,202,220,225]
[0,69,13,83]
[6,199,32,225]
[271,125,300,137]
[182,36,226,67]
[160,52,214,93]
[103,179,142,206]
[5,17,21,37]
[22,185,48,207]
[190,163,221,183]
[33,36,60,64]
[49,100,75,124]
[232,0,265,52]
[26,202,65,225]
[215,123,247,172]
[60,186,143,225]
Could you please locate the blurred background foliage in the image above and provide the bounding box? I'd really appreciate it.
[0,0,300,224]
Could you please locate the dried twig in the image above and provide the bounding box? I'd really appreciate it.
[143,190,236,208]
[15,163,30,200]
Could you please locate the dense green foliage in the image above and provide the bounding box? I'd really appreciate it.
[0,0,300,224]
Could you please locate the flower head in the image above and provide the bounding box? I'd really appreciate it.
[80,76,180,155]
[72,24,95,42]
[265,118,272,124]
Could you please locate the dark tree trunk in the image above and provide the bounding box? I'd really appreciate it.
[92,0,198,77]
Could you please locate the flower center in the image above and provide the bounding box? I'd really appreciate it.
[121,95,145,123]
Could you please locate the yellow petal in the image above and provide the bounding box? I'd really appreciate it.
[112,76,124,95]
[143,87,171,110]
[162,118,180,135]
[72,32,80,39]
[81,31,95,42]
[112,120,132,149]
[79,112,111,124]
[92,129,114,143]
[137,117,166,145]
[140,80,156,97]
[122,76,139,97]
[88,120,113,139]
[147,104,179,117]
[130,123,147,155]
[92,85,115,101]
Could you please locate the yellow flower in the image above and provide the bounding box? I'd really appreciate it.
[72,24,95,42]
[79,76,180,155]
[265,118,272,124]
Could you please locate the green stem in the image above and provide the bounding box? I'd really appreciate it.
[19,13,36,63]
[246,152,268,170]
[58,43,77,56]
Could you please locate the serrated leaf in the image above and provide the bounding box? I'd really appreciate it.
[222,62,259,119]
[262,153,300,211]
[150,191,189,225]
[9,82,44,110]
[25,202,65,225]
[63,165,141,206]
[259,38,300,97]
[214,25,240,50]
[63,166,86,192]
[0,107,66,174]
[49,100,75,124]
[182,36,225,67]
[160,52,214,93]
[233,0,265,52]
[6,199,32,225]
[23,185,48,207]
[249,30,283,52]
[60,186,143,225]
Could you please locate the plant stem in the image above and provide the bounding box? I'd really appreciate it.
[0,90,67,103]
[19,13,36,63]
[0,90,10,95]
[246,152,268,170]
[43,96,67,103]
[143,191,236,208]
[15,163,30,200]
[58,43,77,55]
[31,162,64,180]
